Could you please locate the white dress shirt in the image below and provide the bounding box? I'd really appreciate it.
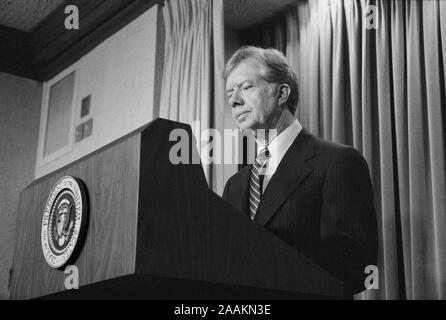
[256,119,302,193]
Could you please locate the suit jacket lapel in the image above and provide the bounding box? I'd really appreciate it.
[255,129,315,227]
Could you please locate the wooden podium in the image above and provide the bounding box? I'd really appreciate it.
[10,118,343,299]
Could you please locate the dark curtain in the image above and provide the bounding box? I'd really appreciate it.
[240,0,446,299]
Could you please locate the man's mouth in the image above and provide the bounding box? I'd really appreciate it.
[235,111,249,119]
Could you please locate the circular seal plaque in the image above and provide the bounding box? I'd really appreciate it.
[41,176,88,269]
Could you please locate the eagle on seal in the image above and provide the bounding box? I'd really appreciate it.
[53,199,74,246]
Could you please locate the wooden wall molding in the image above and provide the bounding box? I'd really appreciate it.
[0,25,40,80]
[0,0,159,82]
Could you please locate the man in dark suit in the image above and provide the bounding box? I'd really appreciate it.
[222,46,378,296]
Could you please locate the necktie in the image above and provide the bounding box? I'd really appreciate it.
[249,147,270,220]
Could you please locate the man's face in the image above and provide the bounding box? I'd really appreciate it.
[226,58,281,131]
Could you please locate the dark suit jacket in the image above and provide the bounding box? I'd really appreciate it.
[222,129,378,296]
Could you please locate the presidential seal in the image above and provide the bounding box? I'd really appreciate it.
[41,176,88,269]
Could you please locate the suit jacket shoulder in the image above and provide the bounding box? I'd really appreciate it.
[308,133,371,177]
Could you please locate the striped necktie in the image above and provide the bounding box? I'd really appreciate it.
[249,147,270,220]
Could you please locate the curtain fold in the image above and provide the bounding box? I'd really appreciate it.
[374,0,399,300]
[159,0,213,179]
[244,0,446,299]
[211,0,226,195]
[419,0,446,299]
[158,0,225,186]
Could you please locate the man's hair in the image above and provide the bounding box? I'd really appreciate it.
[224,46,299,115]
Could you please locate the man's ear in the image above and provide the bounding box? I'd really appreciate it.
[278,84,291,106]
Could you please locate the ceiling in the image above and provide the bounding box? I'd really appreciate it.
[224,0,297,30]
[0,0,65,32]
[0,0,297,33]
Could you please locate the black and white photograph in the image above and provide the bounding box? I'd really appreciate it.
[0,0,445,307]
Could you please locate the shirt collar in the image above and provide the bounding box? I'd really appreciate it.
[256,119,302,161]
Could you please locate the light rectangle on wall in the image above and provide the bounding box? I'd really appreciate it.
[43,72,75,157]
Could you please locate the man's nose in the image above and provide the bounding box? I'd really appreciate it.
[229,89,244,108]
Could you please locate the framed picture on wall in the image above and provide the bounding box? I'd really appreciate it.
[36,66,78,167]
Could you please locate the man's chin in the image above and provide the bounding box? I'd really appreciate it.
[237,119,258,131]
[237,123,255,132]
